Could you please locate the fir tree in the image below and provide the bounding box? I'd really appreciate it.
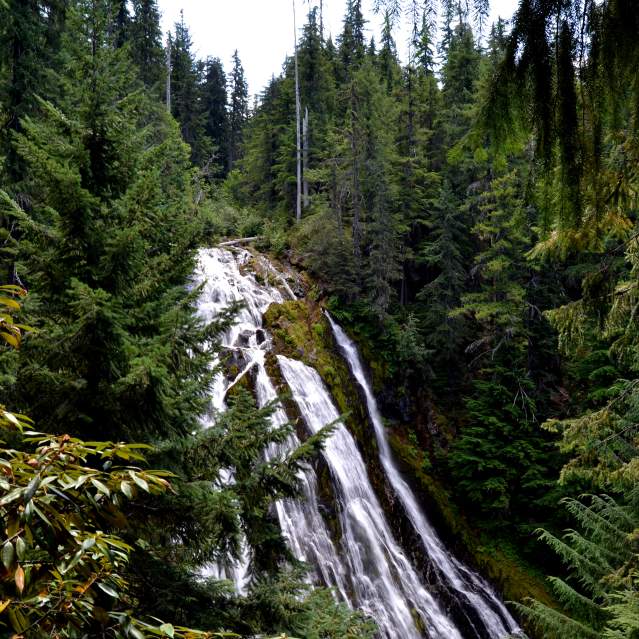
[201,56,229,176]
[378,9,400,94]
[169,12,206,163]
[338,0,366,78]
[130,0,165,89]
[227,50,248,171]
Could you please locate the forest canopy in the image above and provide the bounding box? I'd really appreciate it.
[1,0,639,638]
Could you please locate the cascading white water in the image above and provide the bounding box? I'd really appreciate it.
[278,355,463,639]
[195,245,522,638]
[194,247,349,600]
[327,315,524,639]
[254,363,351,601]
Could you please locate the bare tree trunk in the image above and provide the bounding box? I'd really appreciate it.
[303,106,310,208]
[293,0,302,223]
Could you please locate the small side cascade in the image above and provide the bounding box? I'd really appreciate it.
[327,314,524,639]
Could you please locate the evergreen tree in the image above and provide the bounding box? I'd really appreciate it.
[130,0,165,89]
[378,9,400,94]
[338,0,366,79]
[10,0,206,443]
[201,56,228,177]
[227,50,248,171]
[438,21,481,184]
[111,0,130,49]
[0,0,64,181]
[169,12,207,163]
[416,183,468,379]
[518,493,639,639]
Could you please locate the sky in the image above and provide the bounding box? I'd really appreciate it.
[158,0,520,98]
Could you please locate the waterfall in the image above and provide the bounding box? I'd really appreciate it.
[327,315,523,638]
[194,247,349,599]
[279,355,463,639]
[194,246,522,638]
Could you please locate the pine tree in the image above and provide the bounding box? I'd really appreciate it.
[227,50,249,171]
[130,0,165,89]
[201,56,228,177]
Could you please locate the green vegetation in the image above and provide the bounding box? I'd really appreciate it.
[0,2,374,637]
[3,0,639,636]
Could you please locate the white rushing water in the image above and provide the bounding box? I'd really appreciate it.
[327,315,523,639]
[195,246,521,638]
[279,355,463,639]
[194,247,349,599]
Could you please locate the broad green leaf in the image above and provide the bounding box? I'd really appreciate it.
[129,471,149,492]
[120,481,133,499]
[1,333,19,348]
[23,476,41,502]
[0,296,20,309]
[91,478,111,496]
[15,537,26,561]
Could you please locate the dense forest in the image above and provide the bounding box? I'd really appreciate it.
[1,0,638,638]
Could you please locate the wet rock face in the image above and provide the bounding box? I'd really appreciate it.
[238,329,253,347]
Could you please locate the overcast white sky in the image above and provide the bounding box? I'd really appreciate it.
[158,0,519,97]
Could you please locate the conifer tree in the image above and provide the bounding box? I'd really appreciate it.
[201,56,229,176]
[416,183,468,378]
[0,0,63,181]
[378,9,400,94]
[170,12,206,163]
[130,0,165,89]
[438,21,481,185]
[9,0,207,444]
[111,0,130,48]
[228,50,249,171]
[338,0,366,79]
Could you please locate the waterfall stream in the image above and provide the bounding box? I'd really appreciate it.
[194,246,521,638]
[327,315,522,638]
[194,247,348,599]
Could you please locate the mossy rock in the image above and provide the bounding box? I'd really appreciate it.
[264,299,377,457]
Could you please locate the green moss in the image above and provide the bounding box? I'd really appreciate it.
[264,299,382,482]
